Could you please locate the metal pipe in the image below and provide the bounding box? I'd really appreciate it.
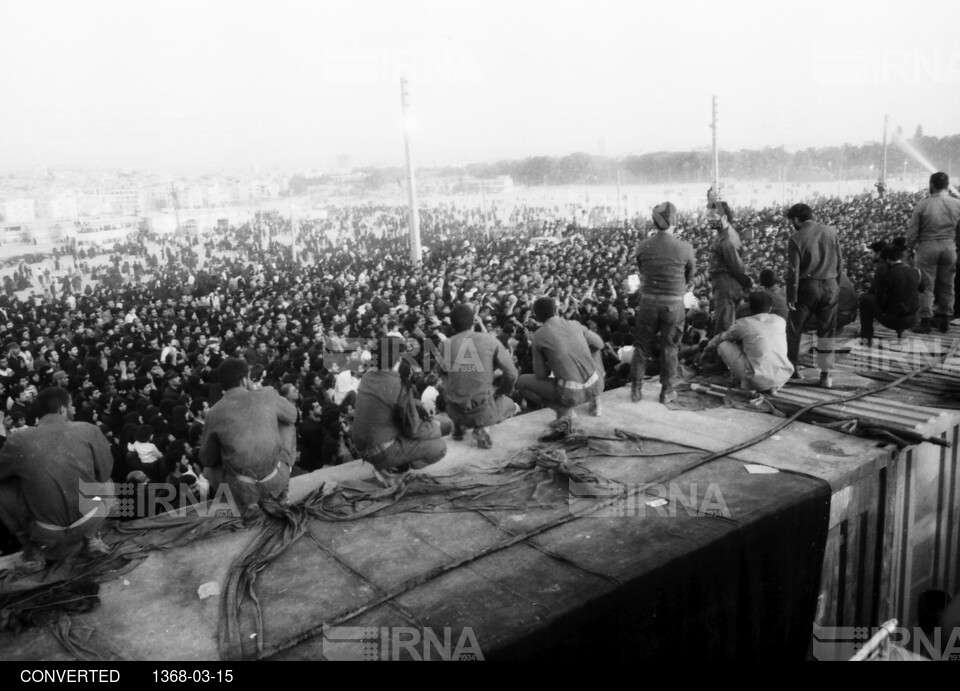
[850,619,898,661]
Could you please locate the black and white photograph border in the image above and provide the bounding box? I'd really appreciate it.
[0,0,959,667]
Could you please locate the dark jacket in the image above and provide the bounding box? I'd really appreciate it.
[877,262,924,319]
[636,231,696,297]
[786,220,843,304]
[0,414,113,529]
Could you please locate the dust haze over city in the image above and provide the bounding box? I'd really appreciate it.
[2,0,959,173]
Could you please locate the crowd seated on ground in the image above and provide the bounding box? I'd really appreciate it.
[0,187,947,553]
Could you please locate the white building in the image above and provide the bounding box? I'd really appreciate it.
[205,183,225,208]
[249,180,279,201]
[111,187,142,215]
[1,197,37,223]
[78,192,111,217]
[184,185,205,209]
[47,193,80,220]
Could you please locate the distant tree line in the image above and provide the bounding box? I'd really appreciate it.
[453,129,960,186]
[287,128,960,192]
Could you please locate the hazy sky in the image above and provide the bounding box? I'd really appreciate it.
[2,0,958,172]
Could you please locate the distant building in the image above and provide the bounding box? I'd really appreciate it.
[332,172,365,184]
[205,183,225,208]
[185,185,205,209]
[231,181,255,205]
[249,180,280,201]
[46,193,80,220]
[445,175,514,195]
[1,197,37,223]
[110,186,142,215]
[1,223,33,244]
[78,192,111,217]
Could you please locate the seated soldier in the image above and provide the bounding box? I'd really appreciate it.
[441,304,519,449]
[704,291,793,395]
[858,244,925,346]
[199,358,298,525]
[517,297,605,441]
[0,386,113,573]
[351,336,448,476]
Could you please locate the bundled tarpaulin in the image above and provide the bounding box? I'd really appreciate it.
[0,579,100,633]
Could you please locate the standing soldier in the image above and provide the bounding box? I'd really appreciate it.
[706,200,752,335]
[906,172,960,333]
[630,202,696,404]
[785,203,843,388]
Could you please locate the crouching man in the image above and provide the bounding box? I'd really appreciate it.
[704,292,793,395]
[352,337,448,477]
[517,297,604,442]
[441,303,519,449]
[858,244,925,345]
[0,386,113,573]
[199,358,298,525]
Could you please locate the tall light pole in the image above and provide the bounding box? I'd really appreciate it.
[400,77,421,265]
[710,95,720,198]
[616,168,622,225]
[170,184,181,235]
[289,204,298,264]
[480,178,488,235]
[881,115,888,185]
[876,115,888,198]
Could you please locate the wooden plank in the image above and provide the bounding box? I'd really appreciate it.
[948,426,960,595]
[776,388,941,422]
[828,473,883,629]
[856,477,880,626]
[935,427,960,595]
[879,452,903,624]
[817,524,840,627]
[897,450,915,628]
[769,389,958,439]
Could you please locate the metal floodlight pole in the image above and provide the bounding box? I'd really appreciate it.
[711,95,720,198]
[881,115,889,185]
[400,77,422,266]
[480,178,488,234]
[290,204,298,263]
[170,183,181,234]
[616,168,622,224]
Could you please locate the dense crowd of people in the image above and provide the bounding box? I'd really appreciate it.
[0,184,956,558]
